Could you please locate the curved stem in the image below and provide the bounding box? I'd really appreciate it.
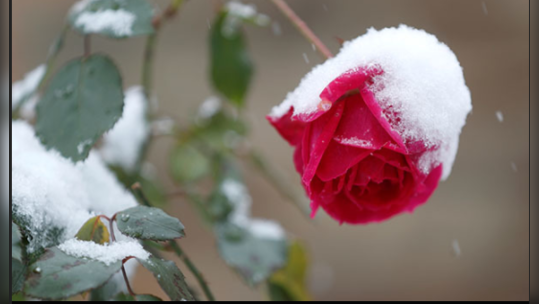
[271,0,333,59]
[168,241,216,301]
[121,257,137,297]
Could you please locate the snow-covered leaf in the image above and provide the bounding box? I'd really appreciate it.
[69,0,154,39]
[75,216,110,245]
[216,223,287,286]
[115,206,185,241]
[210,11,253,107]
[36,54,124,162]
[137,256,194,301]
[24,247,122,300]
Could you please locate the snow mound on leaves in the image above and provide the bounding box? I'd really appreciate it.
[11,121,138,253]
[270,25,472,180]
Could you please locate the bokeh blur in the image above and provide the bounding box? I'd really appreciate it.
[12,0,530,301]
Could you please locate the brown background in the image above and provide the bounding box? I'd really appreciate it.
[12,0,530,301]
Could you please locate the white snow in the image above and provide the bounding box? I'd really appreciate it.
[12,121,139,253]
[58,239,149,266]
[221,179,286,241]
[197,96,222,119]
[222,1,269,36]
[100,86,149,173]
[69,0,96,15]
[247,219,286,241]
[12,64,46,109]
[75,9,136,37]
[496,110,503,122]
[226,1,257,19]
[269,25,472,180]
[221,179,251,227]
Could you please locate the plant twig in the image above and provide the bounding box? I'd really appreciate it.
[142,0,185,97]
[121,256,137,297]
[168,241,216,301]
[271,0,333,59]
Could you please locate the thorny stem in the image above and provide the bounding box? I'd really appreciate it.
[168,241,216,301]
[107,214,136,297]
[271,0,333,59]
[131,183,216,301]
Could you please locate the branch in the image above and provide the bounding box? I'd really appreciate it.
[142,0,185,97]
[271,0,333,59]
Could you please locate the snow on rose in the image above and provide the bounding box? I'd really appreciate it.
[267,25,472,224]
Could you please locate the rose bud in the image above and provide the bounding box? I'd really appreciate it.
[267,25,472,224]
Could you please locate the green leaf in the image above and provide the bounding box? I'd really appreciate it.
[24,247,122,300]
[113,293,163,301]
[68,0,155,39]
[36,54,124,162]
[115,206,185,241]
[216,223,288,286]
[268,242,311,301]
[75,216,110,244]
[90,278,122,301]
[137,256,195,301]
[210,12,253,107]
[12,258,26,294]
[170,143,210,183]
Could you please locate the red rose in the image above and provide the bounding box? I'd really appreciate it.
[267,26,471,224]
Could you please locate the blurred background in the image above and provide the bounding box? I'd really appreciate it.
[12,0,530,301]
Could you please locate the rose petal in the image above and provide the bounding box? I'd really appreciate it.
[266,106,306,146]
[316,140,370,181]
[301,101,345,185]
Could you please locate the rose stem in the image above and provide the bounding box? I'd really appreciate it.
[121,256,137,297]
[271,0,333,59]
[131,183,216,301]
[138,0,185,173]
[109,214,136,297]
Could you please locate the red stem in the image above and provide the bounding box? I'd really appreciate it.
[271,0,333,59]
